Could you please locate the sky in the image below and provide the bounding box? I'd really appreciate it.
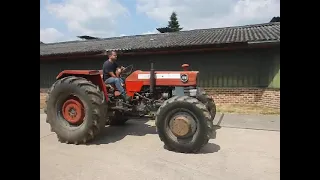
[40,0,280,43]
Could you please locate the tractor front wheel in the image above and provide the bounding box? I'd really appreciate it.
[155,96,213,153]
[45,76,106,144]
[196,88,217,121]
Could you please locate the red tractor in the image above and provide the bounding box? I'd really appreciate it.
[44,63,217,153]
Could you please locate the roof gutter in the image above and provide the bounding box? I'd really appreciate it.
[247,40,280,46]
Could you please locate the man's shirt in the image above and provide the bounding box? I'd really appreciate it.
[102,60,118,81]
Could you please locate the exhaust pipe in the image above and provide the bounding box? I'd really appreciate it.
[150,63,155,97]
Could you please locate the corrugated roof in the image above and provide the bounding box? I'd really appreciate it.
[40,22,280,57]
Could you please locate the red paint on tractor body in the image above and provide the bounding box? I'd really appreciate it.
[125,70,199,97]
[55,69,199,99]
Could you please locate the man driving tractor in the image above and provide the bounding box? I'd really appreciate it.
[102,50,131,102]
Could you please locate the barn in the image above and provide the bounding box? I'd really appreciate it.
[40,22,280,109]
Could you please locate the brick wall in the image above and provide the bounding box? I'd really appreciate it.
[260,89,280,108]
[40,88,280,109]
[204,88,280,109]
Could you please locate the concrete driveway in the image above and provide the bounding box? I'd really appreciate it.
[40,113,280,180]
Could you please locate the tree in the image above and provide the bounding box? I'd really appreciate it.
[156,12,183,33]
[270,16,280,22]
[167,12,182,32]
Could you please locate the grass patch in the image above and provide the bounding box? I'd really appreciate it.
[216,104,280,115]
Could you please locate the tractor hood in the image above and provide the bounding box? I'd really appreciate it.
[126,70,199,86]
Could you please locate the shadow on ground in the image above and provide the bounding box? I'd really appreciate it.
[89,118,221,154]
[90,118,156,145]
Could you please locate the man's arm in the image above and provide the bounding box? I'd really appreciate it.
[114,63,123,77]
[109,71,117,78]
[115,68,121,77]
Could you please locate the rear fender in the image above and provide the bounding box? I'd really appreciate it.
[56,70,108,101]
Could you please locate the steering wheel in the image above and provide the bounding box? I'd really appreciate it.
[120,64,133,78]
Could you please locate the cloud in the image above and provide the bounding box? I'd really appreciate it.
[40,28,64,43]
[40,0,280,43]
[142,30,159,35]
[136,0,280,30]
[45,0,129,37]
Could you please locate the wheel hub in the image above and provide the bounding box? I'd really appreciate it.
[170,116,191,137]
[62,97,85,124]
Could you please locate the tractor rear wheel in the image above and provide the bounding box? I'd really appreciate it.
[106,111,129,126]
[196,88,217,121]
[155,96,213,153]
[45,76,107,144]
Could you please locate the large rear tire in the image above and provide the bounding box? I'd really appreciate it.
[155,96,213,153]
[196,88,216,121]
[45,76,106,144]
